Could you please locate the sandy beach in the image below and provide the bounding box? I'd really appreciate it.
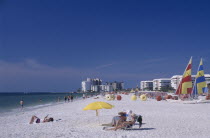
[1,94,210,138]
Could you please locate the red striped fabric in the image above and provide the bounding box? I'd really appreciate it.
[175,58,193,95]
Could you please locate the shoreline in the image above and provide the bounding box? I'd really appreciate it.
[0,92,99,114]
[0,96,85,117]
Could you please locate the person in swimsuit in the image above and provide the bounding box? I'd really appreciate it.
[20,100,24,109]
[111,112,126,126]
[29,115,54,124]
[106,113,137,131]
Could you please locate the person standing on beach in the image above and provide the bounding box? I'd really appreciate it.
[20,99,24,109]
[70,95,73,102]
[83,94,85,99]
[64,96,67,102]
[68,96,70,102]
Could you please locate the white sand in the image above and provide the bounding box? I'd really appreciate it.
[1,94,210,138]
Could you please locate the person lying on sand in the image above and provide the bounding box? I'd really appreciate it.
[29,115,54,124]
[105,113,137,131]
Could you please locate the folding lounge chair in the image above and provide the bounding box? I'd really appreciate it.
[123,115,142,130]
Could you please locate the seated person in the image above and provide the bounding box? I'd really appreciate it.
[29,115,54,124]
[106,113,137,131]
[126,110,133,121]
[111,112,126,126]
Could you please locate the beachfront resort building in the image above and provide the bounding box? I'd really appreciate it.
[106,81,124,91]
[153,78,171,91]
[81,78,115,92]
[205,74,210,84]
[82,78,102,92]
[170,75,183,90]
[81,78,92,92]
[140,74,210,91]
[140,81,153,91]
[99,85,113,92]
[92,78,102,85]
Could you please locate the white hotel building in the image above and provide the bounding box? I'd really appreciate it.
[140,81,153,91]
[153,78,171,91]
[81,78,113,92]
[140,74,210,91]
[81,78,92,92]
[170,75,183,90]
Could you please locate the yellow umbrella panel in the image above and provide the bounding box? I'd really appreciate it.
[83,101,114,116]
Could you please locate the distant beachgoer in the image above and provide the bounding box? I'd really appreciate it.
[64,96,67,102]
[83,94,85,99]
[68,96,70,102]
[20,100,24,109]
[29,115,54,124]
[57,97,60,102]
[70,95,74,102]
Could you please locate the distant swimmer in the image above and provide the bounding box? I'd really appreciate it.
[20,99,24,109]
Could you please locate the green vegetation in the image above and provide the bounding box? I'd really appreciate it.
[160,86,175,92]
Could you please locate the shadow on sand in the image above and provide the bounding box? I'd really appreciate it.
[124,128,155,131]
[134,123,146,125]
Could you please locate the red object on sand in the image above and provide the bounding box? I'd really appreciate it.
[156,96,162,101]
[173,96,178,100]
[117,95,122,100]
[165,95,172,99]
[206,94,210,100]
[183,95,189,99]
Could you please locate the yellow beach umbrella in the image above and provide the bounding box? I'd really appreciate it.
[83,101,114,116]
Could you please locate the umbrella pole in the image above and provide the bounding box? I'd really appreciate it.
[96,110,100,124]
[96,110,98,116]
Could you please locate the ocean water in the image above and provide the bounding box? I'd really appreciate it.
[0,92,99,114]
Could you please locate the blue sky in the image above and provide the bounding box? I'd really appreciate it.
[0,0,210,92]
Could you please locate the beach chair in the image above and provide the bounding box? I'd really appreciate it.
[123,115,142,130]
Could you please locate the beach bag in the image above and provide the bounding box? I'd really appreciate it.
[136,115,142,127]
